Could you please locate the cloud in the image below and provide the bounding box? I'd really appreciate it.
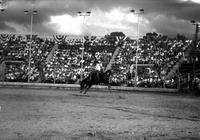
[48,14,82,35]
[47,7,149,36]
[5,21,28,33]
[148,14,194,37]
[180,0,200,4]
[0,0,199,38]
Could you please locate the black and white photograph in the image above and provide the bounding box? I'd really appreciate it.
[0,0,200,139]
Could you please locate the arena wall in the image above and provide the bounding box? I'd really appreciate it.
[0,82,178,93]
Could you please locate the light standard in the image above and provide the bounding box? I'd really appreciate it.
[191,20,200,49]
[0,0,5,12]
[77,11,91,80]
[0,7,4,12]
[0,4,5,82]
[24,10,38,83]
[130,9,144,87]
[190,20,200,81]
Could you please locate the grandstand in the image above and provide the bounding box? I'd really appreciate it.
[0,32,200,91]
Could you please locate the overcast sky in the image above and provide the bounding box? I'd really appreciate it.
[0,0,200,38]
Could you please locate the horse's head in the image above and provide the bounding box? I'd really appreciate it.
[105,69,112,77]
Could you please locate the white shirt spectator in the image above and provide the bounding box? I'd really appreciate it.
[95,63,101,71]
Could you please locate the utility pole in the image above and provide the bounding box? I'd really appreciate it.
[24,10,38,83]
[77,11,91,81]
[130,9,144,87]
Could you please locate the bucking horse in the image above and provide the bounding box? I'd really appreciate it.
[80,69,112,94]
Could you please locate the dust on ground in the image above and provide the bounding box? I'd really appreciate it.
[0,88,200,140]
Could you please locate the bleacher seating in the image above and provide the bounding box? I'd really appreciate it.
[0,33,199,89]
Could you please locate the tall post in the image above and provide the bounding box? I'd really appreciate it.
[193,24,199,78]
[193,23,199,49]
[190,20,199,90]
[77,11,91,81]
[0,0,5,12]
[0,6,5,82]
[135,12,139,87]
[24,10,38,83]
[131,9,144,87]
[28,14,33,83]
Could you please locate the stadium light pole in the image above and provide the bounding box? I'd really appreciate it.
[191,20,200,49]
[0,0,5,12]
[24,10,38,83]
[0,7,4,11]
[131,9,144,87]
[190,20,200,80]
[77,11,91,81]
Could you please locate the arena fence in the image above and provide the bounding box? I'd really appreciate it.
[0,82,178,93]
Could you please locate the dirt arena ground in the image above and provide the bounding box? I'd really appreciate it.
[0,87,200,140]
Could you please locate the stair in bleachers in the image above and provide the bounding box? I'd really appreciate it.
[36,44,58,83]
[0,49,3,64]
[105,46,120,71]
[45,44,58,62]
[0,61,6,81]
[165,43,193,80]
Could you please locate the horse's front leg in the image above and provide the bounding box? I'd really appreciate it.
[80,81,84,93]
[83,84,92,94]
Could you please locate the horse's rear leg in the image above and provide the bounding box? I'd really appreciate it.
[83,86,89,94]
[80,82,83,93]
[83,88,88,94]
[108,84,111,94]
[80,80,87,93]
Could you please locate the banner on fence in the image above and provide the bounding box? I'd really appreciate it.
[53,35,67,43]
[0,34,11,42]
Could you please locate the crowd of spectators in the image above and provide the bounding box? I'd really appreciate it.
[0,33,198,89]
[111,32,192,87]
[0,35,55,82]
[44,39,114,83]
